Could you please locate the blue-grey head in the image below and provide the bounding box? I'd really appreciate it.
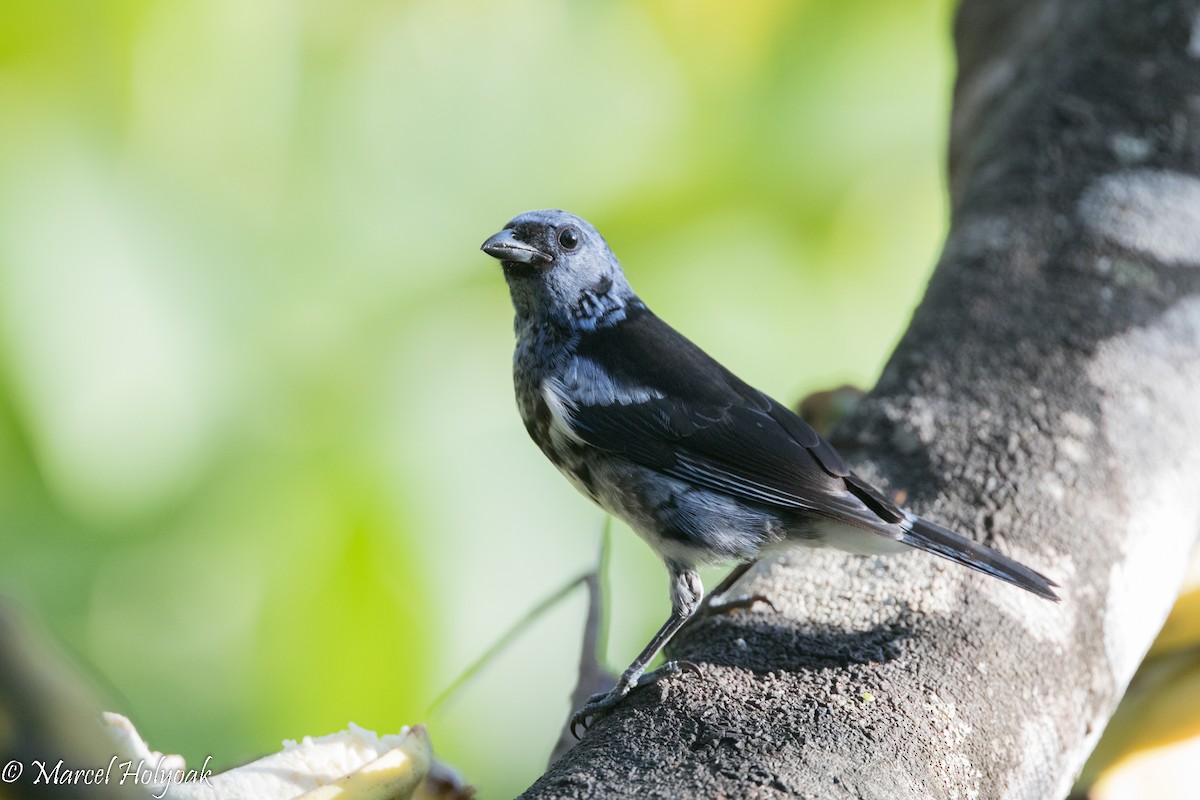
[481,209,637,328]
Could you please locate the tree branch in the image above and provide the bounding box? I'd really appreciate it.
[522,0,1200,796]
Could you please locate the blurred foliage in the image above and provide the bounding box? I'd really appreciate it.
[0,0,1028,796]
[0,601,146,799]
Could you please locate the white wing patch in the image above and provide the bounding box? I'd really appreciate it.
[541,377,585,445]
[541,358,665,445]
[560,357,665,406]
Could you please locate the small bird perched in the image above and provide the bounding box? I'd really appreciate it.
[481,209,1059,736]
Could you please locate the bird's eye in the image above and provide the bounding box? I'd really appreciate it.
[558,227,580,250]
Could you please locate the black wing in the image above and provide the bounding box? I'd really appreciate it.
[559,304,1059,600]
[564,304,903,533]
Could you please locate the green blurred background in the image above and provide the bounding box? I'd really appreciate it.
[0,1,954,796]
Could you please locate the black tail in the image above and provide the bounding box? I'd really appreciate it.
[899,514,1060,601]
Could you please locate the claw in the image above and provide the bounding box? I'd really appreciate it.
[642,659,700,684]
[570,686,628,739]
[568,660,702,738]
[702,592,775,617]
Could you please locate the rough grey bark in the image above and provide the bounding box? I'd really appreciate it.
[521,0,1200,798]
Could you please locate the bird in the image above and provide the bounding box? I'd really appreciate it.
[480,209,1059,737]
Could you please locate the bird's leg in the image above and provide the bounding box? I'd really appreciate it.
[570,563,702,738]
[697,560,775,617]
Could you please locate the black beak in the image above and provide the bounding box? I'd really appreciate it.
[480,229,551,265]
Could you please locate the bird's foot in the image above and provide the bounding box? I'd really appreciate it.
[699,591,775,618]
[570,660,700,739]
[693,561,774,621]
